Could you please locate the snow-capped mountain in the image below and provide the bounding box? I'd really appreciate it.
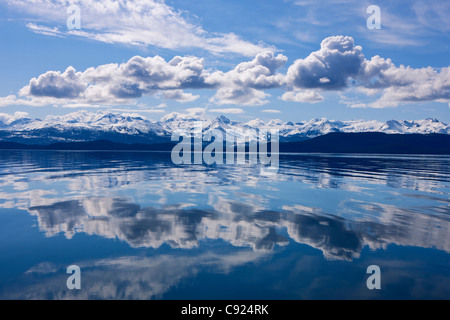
[0,111,171,144]
[1,111,166,135]
[158,112,450,142]
[0,110,449,145]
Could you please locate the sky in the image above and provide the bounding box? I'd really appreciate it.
[0,0,449,123]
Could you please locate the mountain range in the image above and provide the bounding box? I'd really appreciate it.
[0,110,449,145]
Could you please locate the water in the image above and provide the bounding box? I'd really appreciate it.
[0,150,449,300]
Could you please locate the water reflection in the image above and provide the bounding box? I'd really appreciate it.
[26,195,450,261]
[0,151,447,258]
[0,150,449,299]
[13,252,272,300]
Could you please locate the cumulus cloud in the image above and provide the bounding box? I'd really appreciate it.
[21,66,86,99]
[207,51,287,105]
[15,55,209,106]
[7,0,270,56]
[6,51,288,107]
[208,51,287,90]
[286,36,364,90]
[2,36,450,109]
[283,35,450,108]
[358,56,450,108]
[118,55,208,90]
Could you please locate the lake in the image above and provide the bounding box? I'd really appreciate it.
[0,150,449,299]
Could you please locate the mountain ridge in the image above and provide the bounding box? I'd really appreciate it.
[0,110,449,145]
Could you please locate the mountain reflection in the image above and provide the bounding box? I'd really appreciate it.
[28,195,450,260]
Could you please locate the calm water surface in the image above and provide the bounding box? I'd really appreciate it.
[0,150,449,299]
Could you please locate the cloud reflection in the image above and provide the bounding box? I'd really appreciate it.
[28,195,450,260]
[1,151,449,299]
[9,251,270,300]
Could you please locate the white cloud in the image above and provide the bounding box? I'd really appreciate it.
[138,103,167,108]
[281,90,324,103]
[0,111,30,125]
[1,36,449,109]
[7,0,271,56]
[210,87,271,106]
[413,1,450,32]
[21,66,86,99]
[161,108,207,122]
[160,90,199,103]
[25,23,65,38]
[286,36,365,90]
[185,107,206,114]
[283,36,450,108]
[348,103,368,109]
[360,57,450,108]
[208,51,287,105]
[5,50,286,108]
[13,55,209,106]
[262,109,282,113]
[207,51,287,89]
[0,95,61,107]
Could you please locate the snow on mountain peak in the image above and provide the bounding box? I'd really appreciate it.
[216,115,231,124]
[267,119,284,126]
[0,110,448,144]
[0,111,31,126]
[161,109,207,123]
[246,119,266,127]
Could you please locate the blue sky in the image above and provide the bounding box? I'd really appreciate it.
[0,0,449,122]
